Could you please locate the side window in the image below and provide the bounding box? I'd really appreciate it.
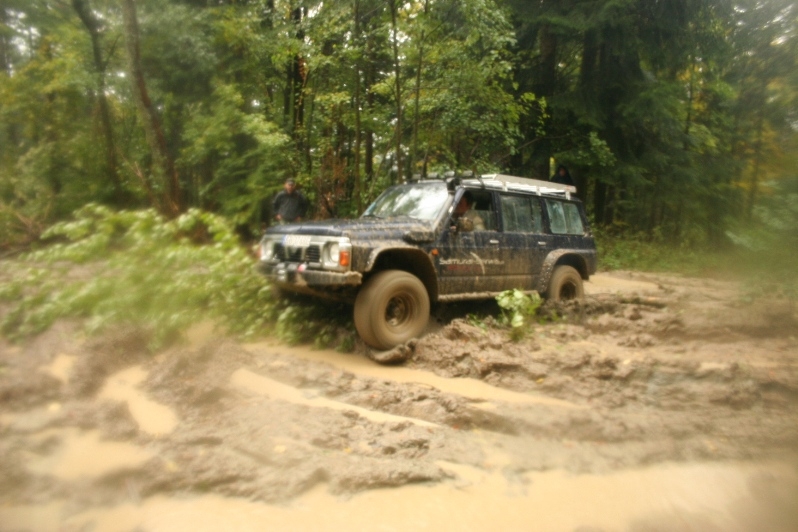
[470,191,496,231]
[563,203,584,234]
[545,199,584,235]
[500,195,543,233]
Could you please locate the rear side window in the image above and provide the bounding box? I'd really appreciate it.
[500,195,543,233]
[545,199,584,235]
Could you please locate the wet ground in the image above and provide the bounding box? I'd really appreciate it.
[1,271,797,531]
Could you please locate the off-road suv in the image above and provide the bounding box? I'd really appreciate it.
[258,174,597,349]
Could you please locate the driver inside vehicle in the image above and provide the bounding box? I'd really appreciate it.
[452,191,485,232]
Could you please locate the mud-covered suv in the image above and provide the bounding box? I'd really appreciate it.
[258,174,597,349]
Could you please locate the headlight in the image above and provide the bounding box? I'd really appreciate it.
[260,242,274,260]
[327,243,340,263]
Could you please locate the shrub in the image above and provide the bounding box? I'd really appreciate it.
[0,205,355,350]
[496,289,542,341]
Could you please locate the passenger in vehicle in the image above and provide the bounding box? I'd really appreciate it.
[453,191,485,231]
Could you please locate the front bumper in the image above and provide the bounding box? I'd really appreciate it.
[259,261,362,288]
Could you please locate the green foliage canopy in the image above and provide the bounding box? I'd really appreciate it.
[0,0,795,252]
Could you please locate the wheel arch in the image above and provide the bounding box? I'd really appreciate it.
[536,250,589,294]
[366,247,439,303]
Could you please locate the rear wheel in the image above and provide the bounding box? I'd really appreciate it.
[545,265,584,301]
[354,270,430,350]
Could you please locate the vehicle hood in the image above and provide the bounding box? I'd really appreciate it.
[263,217,439,243]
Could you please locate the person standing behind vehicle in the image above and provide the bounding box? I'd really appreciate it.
[550,164,575,187]
[272,178,308,224]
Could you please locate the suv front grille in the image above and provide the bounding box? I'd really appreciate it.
[305,246,321,263]
[274,244,321,263]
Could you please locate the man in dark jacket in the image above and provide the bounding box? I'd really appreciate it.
[551,165,575,187]
[272,178,308,224]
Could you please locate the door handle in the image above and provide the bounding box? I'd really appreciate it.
[489,239,499,245]
[538,241,547,246]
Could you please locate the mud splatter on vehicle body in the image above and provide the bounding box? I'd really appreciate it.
[258,174,597,349]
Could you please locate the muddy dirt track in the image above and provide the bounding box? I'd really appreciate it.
[1,272,797,531]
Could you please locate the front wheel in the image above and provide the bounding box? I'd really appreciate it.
[545,265,584,301]
[354,270,430,350]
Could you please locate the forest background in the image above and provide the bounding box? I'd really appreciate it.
[0,0,796,262]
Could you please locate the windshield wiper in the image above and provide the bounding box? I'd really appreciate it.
[361,213,383,219]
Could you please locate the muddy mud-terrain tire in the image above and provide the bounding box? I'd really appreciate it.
[545,265,584,301]
[354,270,430,350]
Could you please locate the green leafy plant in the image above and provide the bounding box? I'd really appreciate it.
[495,289,542,340]
[0,205,355,351]
[465,312,489,332]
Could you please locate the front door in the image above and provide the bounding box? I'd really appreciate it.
[435,189,506,295]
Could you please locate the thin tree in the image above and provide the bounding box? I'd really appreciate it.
[353,0,363,211]
[71,0,123,200]
[121,0,180,215]
[389,0,402,184]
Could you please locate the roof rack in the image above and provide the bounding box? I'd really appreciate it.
[416,172,577,199]
[465,174,576,200]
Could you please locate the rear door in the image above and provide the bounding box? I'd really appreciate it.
[495,193,548,289]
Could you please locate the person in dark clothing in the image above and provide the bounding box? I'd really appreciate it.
[272,178,308,224]
[550,165,575,187]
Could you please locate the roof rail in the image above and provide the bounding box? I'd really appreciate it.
[464,174,576,200]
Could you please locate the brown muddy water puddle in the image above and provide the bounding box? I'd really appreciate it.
[99,366,178,436]
[2,460,795,531]
[583,273,660,295]
[24,428,154,481]
[38,353,76,383]
[3,363,174,484]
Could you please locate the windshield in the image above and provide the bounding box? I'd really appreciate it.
[361,182,450,221]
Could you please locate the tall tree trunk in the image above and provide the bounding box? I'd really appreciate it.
[578,28,598,208]
[683,55,696,149]
[261,0,275,29]
[352,0,363,211]
[533,24,557,179]
[121,0,180,216]
[291,7,305,132]
[305,75,315,174]
[579,29,598,94]
[389,0,403,184]
[410,0,429,179]
[593,181,607,226]
[72,0,123,199]
[288,6,307,169]
[746,97,766,220]
[0,8,10,75]
[364,34,375,189]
